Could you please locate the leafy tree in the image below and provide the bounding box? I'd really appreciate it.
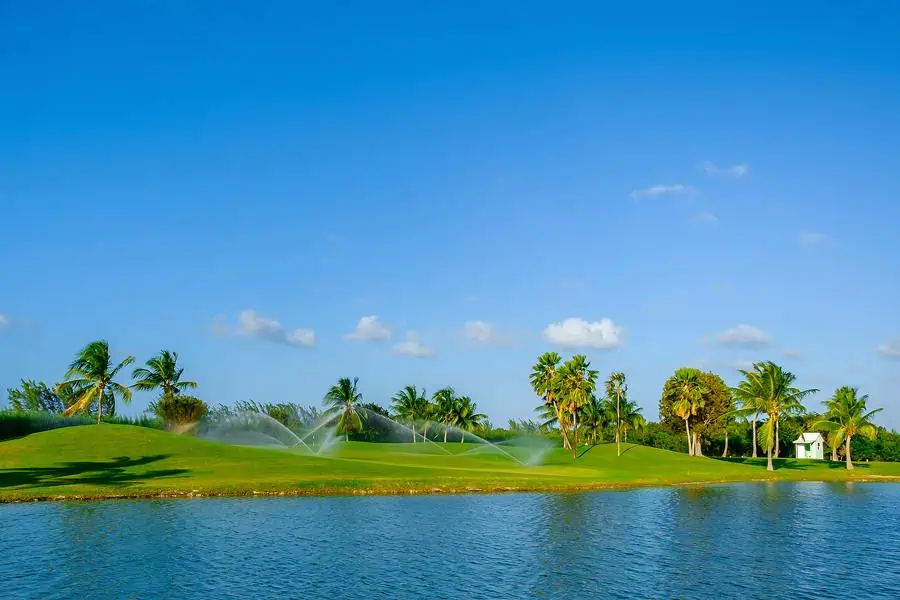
[59,340,135,423]
[579,394,612,446]
[323,377,365,441]
[530,352,571,450]
[605,371,627,456]
[557,355,598,458]
[449,395,486,443]
[691,372,733,456]
[7,379,67,413]
[732,361,817,471]
[432,387,457,443]
[391,385,429,443]
[147,394,209,426]
[620,398,646,443]
[131,350,197,398]
[813,386,882,470]
[660,368,707,456]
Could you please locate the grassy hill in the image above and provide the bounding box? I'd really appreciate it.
[2,425,899,502]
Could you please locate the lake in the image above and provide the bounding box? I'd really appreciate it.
[2,482,898,599]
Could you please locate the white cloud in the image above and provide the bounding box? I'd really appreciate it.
[0,313,7,329]
[728,358,758,371]
[799,230,827,246]
[215,309,315,348]
[698,160,749,178]
[717,324,772,349]
[463,321,508,345]
[630,184,693,199]
[543,317,624,349]
[345,315,392,342]
[783,349,804,359]
[393,332,435,358]
[692,211,719,223]
[877,340,900,358]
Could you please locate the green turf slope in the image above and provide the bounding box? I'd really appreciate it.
[2,425,898,501]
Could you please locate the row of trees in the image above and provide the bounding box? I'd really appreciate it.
[529,352,646,458]
[323,378,486,442]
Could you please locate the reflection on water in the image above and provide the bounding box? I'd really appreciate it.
[2,483,899,599]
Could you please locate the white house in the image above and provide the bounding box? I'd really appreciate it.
[793,432,825,460]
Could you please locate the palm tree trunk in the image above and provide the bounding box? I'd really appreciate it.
[752,418,758,458]
[460,431,465,444]
[831,443,837,461]
[684,418,692,456]
[845,435,854,470]
[766,445,774,471]
[423,423,429,440]
[412,424,416,443]
[722,429,729,458]
[616,394,621,457]
[572,407,578,459]
[96,385,104,424]
[443,427,448,443]
[554,404,571,450]
[775,419,780,459]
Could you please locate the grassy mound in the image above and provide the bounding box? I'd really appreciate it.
[2,425,899,501]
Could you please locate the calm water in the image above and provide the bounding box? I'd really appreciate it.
[2,483,899,599]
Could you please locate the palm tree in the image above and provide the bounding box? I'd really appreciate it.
[391,385,429,443]
[579,394,611,446]
[620,399,646,443]
[433,387,457,443]
[605,371,627,456]
[813,387,881,470]
[557,355,598,459]
[323,377,365,441]
[59,340,135,424]
[732,383,764,458]
[669,368,706,456]
[530,352,570,449]
[131,350,197,399]
[451,395,486,443]
[733,361,817,471]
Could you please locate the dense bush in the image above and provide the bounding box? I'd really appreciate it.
[147,394,209,426]
[0,410,94,440]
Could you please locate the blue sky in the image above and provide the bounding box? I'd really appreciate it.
[2,1,899,426]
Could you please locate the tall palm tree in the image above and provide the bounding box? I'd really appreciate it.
[131,350,197,399]
[391,385,429,443]
[323,377,365,441]
[669,368,706,456]
[605,371,627,456]
[813,387,881,470]
[557,355,598,459]
[433,386,457,443]
[450,395,486,443]
[59,340,135,424]
[530,352,570,449]
[733,361,817,471]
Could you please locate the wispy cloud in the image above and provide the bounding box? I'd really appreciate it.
[692,211,719,223]
[799,230,828,246]
[877,340,900,359]
[463,321,510,346]
[345,315,392,342]
[630,184,693,199]
[393,332,435,357]
[0,313,7,329]
[543,317,625,349]
[716,324,772,349]
[783,349,804,359]
[698,160,749,178]
[213,310,315,348]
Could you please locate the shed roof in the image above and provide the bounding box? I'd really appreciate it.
[792,432,824,444]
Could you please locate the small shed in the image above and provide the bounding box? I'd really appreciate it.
[793,432,825,459]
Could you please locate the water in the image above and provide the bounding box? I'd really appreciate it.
[3,483,899,599]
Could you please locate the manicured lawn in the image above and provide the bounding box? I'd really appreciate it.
[2,425,899,502]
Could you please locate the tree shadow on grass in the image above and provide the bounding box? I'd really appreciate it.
[0,455,189,489]
[711,456,867,472]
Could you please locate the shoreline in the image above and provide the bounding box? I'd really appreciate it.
[4,475,900,504]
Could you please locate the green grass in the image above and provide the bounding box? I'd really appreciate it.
[2,425,899,502]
